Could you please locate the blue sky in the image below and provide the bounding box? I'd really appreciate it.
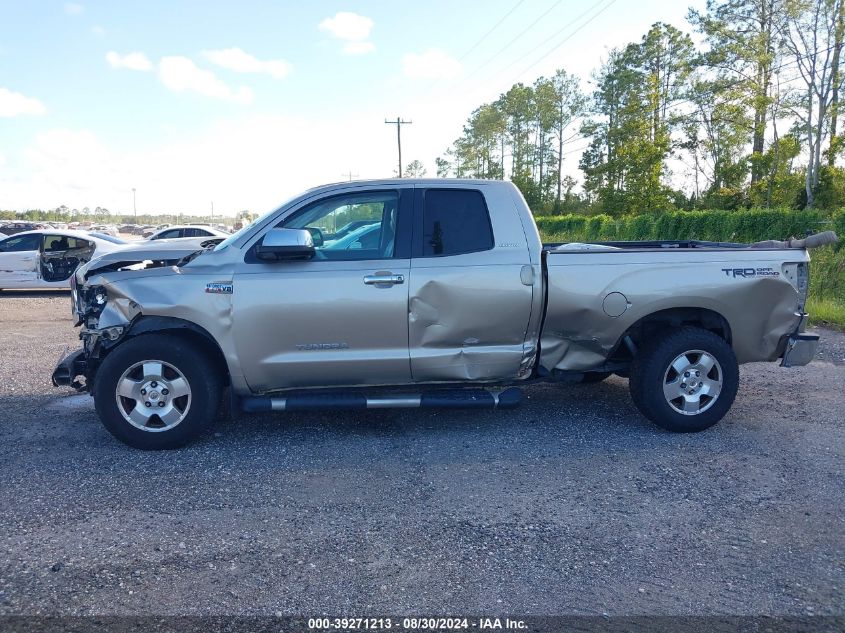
[0,0,702,215]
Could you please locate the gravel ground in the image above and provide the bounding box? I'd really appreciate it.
[0,290,843,617]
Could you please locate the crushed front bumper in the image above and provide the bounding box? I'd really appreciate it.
[52,349,87,390]
[781,333,820,367]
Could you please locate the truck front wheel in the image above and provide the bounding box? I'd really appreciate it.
[93,334,222,449]
[629,327,739,433]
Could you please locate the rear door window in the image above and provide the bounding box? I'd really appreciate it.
[421,189,494,257]
[43,235,91,251]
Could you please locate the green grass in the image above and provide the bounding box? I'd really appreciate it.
[807,297,845,329]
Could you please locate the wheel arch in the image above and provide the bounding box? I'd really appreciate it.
[121,316,231,387]
[610,307,733,362]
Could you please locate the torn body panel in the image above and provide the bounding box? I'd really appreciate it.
[73,250,242,393]
[539,249,808,372]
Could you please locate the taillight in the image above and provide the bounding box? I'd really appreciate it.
[796,262,809,309]
[782,261,809,310]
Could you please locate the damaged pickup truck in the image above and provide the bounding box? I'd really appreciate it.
[53,179,835,449]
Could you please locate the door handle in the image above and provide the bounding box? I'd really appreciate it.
[364,273,405,286]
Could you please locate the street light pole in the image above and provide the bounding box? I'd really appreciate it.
[132,188,137,219]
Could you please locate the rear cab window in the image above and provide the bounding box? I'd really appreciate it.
[419,189,494,257]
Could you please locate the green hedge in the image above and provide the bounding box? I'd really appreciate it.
[535,208,842,244]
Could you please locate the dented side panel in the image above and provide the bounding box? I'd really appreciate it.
[408,264,535,381]
[408,182,538,384]
[540,249,808,372]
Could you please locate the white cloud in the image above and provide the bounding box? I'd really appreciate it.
[105,51,153,72]
[0,88,46,117]
[319,12,375,55]
[203,47,291,79]
[342,41,376,56]
[158,56,253,104]
[402,49,462,80]
[91,25,106,36]
[64,3,83,15]
[2,114,410,213]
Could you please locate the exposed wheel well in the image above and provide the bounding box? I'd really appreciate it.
[610,307,732,364]
[120,317,230,387]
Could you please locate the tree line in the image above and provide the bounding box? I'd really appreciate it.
[437,0,845,215]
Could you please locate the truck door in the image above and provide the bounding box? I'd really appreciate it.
[233,188,414,392]
[0,233,41,288]
[409,186,536,382]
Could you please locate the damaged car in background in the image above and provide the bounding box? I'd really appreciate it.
[0,230,125,290]
[0,229,224,291]
[52,179,837,449]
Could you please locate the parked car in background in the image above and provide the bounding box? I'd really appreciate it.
[89,224,120,238]
[0,221,48,236]
[0,230,125,289]
[145,225,229,240]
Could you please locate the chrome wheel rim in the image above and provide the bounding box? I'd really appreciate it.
[115,360,192,432]
[662,349,722,416]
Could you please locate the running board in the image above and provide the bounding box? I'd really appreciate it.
[240,387,522,413]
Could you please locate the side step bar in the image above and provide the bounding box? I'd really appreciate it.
[241,387,522,413]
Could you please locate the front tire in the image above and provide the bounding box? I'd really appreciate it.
[629,327,738,433]
[93,334,222,449]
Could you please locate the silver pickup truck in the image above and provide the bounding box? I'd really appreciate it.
[53,179,831,449]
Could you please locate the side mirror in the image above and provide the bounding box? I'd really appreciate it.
[256,228,316,261]
[305,227,324,247]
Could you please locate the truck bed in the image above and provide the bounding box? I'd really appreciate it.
[543,239,795,251]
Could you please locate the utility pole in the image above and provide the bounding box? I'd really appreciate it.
[341,170,359,181]
[385,117,412,177]
[132,188,136,219]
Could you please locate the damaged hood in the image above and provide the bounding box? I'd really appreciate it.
[77,237,214,280]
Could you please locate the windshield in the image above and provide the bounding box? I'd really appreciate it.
[212,194,300,252]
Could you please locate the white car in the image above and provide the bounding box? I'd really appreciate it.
[0,230,126,290]
[145,225,229,240]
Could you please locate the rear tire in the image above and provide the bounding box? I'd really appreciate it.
[93,334,222,449]
[629,327,738,433]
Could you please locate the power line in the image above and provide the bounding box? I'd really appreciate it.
[505,0,618,86]
[455,0,564,86]
[443,0,615,123]
[457,0,528,63]
[485,0,616,89]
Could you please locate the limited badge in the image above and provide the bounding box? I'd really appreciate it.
[205,281,233,294]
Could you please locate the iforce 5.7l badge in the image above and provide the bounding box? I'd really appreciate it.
[205,281,233,294]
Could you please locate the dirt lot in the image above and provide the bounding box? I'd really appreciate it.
[0,290,843,617]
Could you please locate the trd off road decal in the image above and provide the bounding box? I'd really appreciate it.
[721,267,780,278]
[205,281,233,294]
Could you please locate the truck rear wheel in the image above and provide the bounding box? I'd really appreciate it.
[93,334,222,449]
[629,327,738,433]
